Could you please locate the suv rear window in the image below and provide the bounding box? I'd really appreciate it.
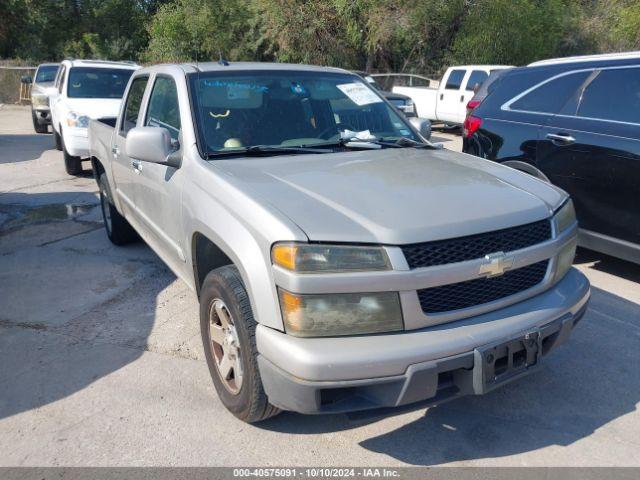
[509,71,590,114]
[578,68,640,124]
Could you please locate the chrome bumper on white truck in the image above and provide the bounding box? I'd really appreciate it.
[256,267,589,414]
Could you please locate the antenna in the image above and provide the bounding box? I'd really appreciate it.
[218,49,229,66]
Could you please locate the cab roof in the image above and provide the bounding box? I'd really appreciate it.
[61,59,140,70]
[176,61,351,75]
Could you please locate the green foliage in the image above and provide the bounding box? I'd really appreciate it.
[1,0,639,73]
[449,0,581,66]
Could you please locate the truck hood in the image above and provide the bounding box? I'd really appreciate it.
[212,148,565,244]
[64,98,123,120]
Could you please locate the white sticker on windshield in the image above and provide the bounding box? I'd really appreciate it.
[337,82,383,106]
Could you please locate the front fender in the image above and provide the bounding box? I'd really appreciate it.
[182,157,308,331]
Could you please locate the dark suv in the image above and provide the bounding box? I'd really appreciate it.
[463,53,640,265]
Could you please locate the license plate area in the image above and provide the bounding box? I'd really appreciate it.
[473,329,542,394]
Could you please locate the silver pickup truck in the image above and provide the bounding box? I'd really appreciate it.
[88,62,590,423]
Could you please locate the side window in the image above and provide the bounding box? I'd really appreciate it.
[578,68,640,124]
[145,76,181,140]
[120,76,149,136]
[509,71,590,114]
[465,70,488,92]
[57,66,66,93]
[445,70,465,90]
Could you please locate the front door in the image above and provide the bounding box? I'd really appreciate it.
[133,74,186,272]
[537,67,640,245]
[438,68,466,124]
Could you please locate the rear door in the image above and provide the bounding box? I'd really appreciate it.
[112,75,149,221]
[459,69,489,122]
[437,68,466,124]
[537,66,640,244]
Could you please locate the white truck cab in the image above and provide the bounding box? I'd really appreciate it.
[50,59,139,175]
[393,65,512,125]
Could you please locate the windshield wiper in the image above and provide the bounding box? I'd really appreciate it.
[387,137,443,149]
[205,145,333,159]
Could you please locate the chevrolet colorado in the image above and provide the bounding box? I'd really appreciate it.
[88,62,590,423]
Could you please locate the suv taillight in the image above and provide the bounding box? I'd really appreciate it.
[463,115,482,138]
[466,99,481,113]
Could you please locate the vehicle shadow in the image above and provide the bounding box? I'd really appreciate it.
[0,134,54,164]
[259,286,640,465]
[0,190,173,420]
[575,247,640,283]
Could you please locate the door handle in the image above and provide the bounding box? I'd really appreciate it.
[460,95,464,102]
[439,93,444,101]
[131,159,142,173]
[111,146,119,158]
[546,133,575,145]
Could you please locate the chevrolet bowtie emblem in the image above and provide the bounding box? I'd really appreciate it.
[478,252,515,277]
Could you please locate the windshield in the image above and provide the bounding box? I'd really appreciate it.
[35,65,59,83]
[67,67,134,99]
[189,71,418,154]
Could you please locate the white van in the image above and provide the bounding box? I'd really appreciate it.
[50,59,139,175]
[393,65,512,125]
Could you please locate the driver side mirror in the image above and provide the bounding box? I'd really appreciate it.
[126,126,181,168]
[409,117,432,140]
[20,75,32,84]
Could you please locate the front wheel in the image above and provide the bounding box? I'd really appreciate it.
[61,131,82,175]
[31,110,48,134]
[54,128,62,150]
[200,266,280,423]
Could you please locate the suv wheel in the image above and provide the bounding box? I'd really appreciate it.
[61,130,82,175]
[98,173,138,245]
[200,266,280,423]
[31,110,47,134]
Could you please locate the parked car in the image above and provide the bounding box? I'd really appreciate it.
[465,68,512,117]
[353,71,418,117]
[392,65,512,125]
[463,51,640,265]
[50,59,139,175]
[25,63,60,133]
[89,61,589,423]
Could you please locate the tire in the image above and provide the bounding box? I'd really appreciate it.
[31,110,48,134]
[200,266,280,423]
[54,128,62,150]
[61,130,82,175]
[98,173,138,245]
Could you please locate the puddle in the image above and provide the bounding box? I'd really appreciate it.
[0,202,99,232]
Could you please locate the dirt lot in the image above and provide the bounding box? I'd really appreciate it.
[1,104,639,466]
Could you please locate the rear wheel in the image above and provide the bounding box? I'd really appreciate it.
[61,130,82,175]
[31,110,47,134]
[98,173,138,245]
[200,266,280,423]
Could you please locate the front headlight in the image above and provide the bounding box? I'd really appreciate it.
[271,242,391,273]
[66,112,90,129]
[554,199,576,233]
[279,289,403,337]
[31,94,48,107]
[553,199,578,282]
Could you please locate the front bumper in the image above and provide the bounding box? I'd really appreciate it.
[62,127,89,158]
[256,267,590,414]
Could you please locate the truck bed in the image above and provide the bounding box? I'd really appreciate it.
[88,117,116,168]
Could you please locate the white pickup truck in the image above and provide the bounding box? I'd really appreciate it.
[50,59,139,175]
[88,61,589,423]
[393,65,512,125]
